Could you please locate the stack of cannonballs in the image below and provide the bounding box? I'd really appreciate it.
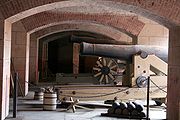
[107,101,146,118]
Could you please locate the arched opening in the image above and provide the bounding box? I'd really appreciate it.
[0,1,179,120]
[37,31,125,85]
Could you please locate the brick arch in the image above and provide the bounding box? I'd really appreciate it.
[28,22,132,82]
[0,1,179,120]
[21,12,144,37]
[0,0,179,27]
[30,22,131,43]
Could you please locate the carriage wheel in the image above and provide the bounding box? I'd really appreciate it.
[92,57,119,84]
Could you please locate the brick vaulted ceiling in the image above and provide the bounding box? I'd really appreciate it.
[0,0,179,27]
[21,11,145,37]
[30,22,131,44]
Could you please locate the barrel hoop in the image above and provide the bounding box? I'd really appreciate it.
[44,97,57,99]
[43,104,57,106]
[35,92,43,94]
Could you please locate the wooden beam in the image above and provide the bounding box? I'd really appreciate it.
[57,86,167,101]
[73,43,80,75]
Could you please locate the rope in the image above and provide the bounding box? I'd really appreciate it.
[150,79,167,93]
[25,81,38,87]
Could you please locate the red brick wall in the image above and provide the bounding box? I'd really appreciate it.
[12,21,28,95]
[0,0,179,26]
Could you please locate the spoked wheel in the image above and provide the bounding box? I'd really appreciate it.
[92,57,119,84]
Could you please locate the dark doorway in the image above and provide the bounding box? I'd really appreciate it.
[48,36,73,73]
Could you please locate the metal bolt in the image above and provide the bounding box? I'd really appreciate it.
[72,91,76,95]
[126,91,130,94]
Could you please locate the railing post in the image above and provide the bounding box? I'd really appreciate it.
[13,72,18,118]
[146,76,150,120]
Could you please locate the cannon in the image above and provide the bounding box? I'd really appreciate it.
[80,42,168,62]
[80,42,168,87]
[57,42,167,102]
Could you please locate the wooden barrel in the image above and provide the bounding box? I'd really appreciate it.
[43,93,57,111]
[34,92,44,100]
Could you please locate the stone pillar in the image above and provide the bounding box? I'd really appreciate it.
[38,39,43,80]
[29,34,39,84]
[73,43,80,76]
[11,21,29,96]
[0,17,4,120]
[41,42,48,79]
[167,26,180,120]
[0,20,11,120]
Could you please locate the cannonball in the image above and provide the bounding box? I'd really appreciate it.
[122,108,130,115]
[108,107,115,114]
[126,102,136,112]
[112,101,120,109]
[119,102,127,110]
[114,108,122,115]
[132,102,144,112]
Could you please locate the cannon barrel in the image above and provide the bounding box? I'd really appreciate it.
[80,42,168,62]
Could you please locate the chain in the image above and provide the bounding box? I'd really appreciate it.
[60,79,168,99]
[25,81,38,87]
[60,87,130,98]
[150,79,167,93]
[25,78,167,99]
